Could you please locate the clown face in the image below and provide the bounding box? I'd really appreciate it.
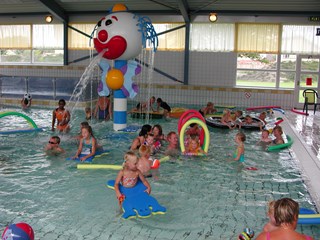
[94,12,142,60]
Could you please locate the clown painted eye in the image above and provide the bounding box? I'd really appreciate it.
[105,19,112,26]
[97,20,102,27]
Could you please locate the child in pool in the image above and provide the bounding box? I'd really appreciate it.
[144,133,161,154]
[199,101,217,116]
[114,151,151,206]
[45,136,65,154]
[260,129,272,143]
[272,125,284,145]
[72,125,97,162]
[52,99,71,133]
[185,134,207,155]
[262,201,278,232]
[258,111,267,124]
[221,109,235,129]
[233,132,246,162]
[152,124,165,141]
[137,145,153,176]
[85,107,92,120]
[75,121,90,141]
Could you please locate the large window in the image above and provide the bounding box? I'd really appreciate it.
[68,23,96,49]
[153,23,185,50]
[190,23,234,52]
[0,24,64,65]
[236,53,277,87]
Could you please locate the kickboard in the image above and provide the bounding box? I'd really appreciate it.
[107,179,166,219]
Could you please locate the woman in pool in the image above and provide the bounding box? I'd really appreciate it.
[272,125,284,145]
[130,124,152,151]
[156,98,171,118]
[52,99,71,133]
[256,198,314,240]
[94,95,112,120]
[152,124,165,141]
[72,125,97,162]
[114,151,151,207]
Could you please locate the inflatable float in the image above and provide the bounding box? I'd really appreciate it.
[238,117,265,130]
[169,107,188,118]
[206,116,232,129]
[66,149,110,163]
[267,135,293,151]
[107,179,166,219]
[130,110,163,119]
[0,111,43,134]
[246,106,281,111]
[291,108,309,116]
[298,208,320,224]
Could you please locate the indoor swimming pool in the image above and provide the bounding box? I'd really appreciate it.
[0,107,319,239]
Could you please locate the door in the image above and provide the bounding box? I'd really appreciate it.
[294,55,320,108]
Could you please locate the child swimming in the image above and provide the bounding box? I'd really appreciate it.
[185,134,206,155]
[44,136,65,154]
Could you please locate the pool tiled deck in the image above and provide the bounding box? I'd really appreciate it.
[281,110,320,210]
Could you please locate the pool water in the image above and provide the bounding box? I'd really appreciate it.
[0,107,319,239]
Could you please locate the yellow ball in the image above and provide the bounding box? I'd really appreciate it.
[106,69,124,90]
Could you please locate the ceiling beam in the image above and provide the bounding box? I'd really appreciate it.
[37,0,68,23]
[177,0,190,22]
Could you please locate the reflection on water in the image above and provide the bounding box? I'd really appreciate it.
[0,107,319,239]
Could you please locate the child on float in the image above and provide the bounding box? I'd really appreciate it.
[72,125,97,162]
[75,121,90,141]
[45,136,65,154]
[272,125,284,145]
[258,111,268,124]
[262,200,278,232]
[199,101,217,116]
[114,151,151,207]
[137,145,153,176]
[135,96,156,112]
[233,132,246,162]
[130,124,152,151]
[185,134,206,155]
[221,109,235,129]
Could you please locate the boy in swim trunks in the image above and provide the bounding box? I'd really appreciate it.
[52,99,71,133]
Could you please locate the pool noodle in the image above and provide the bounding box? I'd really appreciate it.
[291,108,309,116]
[77,156,170,169]
[0,111,41,134]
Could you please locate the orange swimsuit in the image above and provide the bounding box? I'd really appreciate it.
[55,108,69,131]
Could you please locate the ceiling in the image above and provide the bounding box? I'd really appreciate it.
[1,0,320,23]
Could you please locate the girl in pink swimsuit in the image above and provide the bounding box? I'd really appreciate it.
[256,198,314,240]
[114,151,151,208]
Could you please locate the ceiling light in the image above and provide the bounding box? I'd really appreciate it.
[209,13,217,23]
[45,15,53,23]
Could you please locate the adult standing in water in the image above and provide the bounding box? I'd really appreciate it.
[256,198,314,240]
[52,99,71,133]
[94,95,112,120]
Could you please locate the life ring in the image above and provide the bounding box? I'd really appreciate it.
[178,109,205,134]
[179,118,210,154]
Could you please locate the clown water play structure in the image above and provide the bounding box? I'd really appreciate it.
[93,4,158,131]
